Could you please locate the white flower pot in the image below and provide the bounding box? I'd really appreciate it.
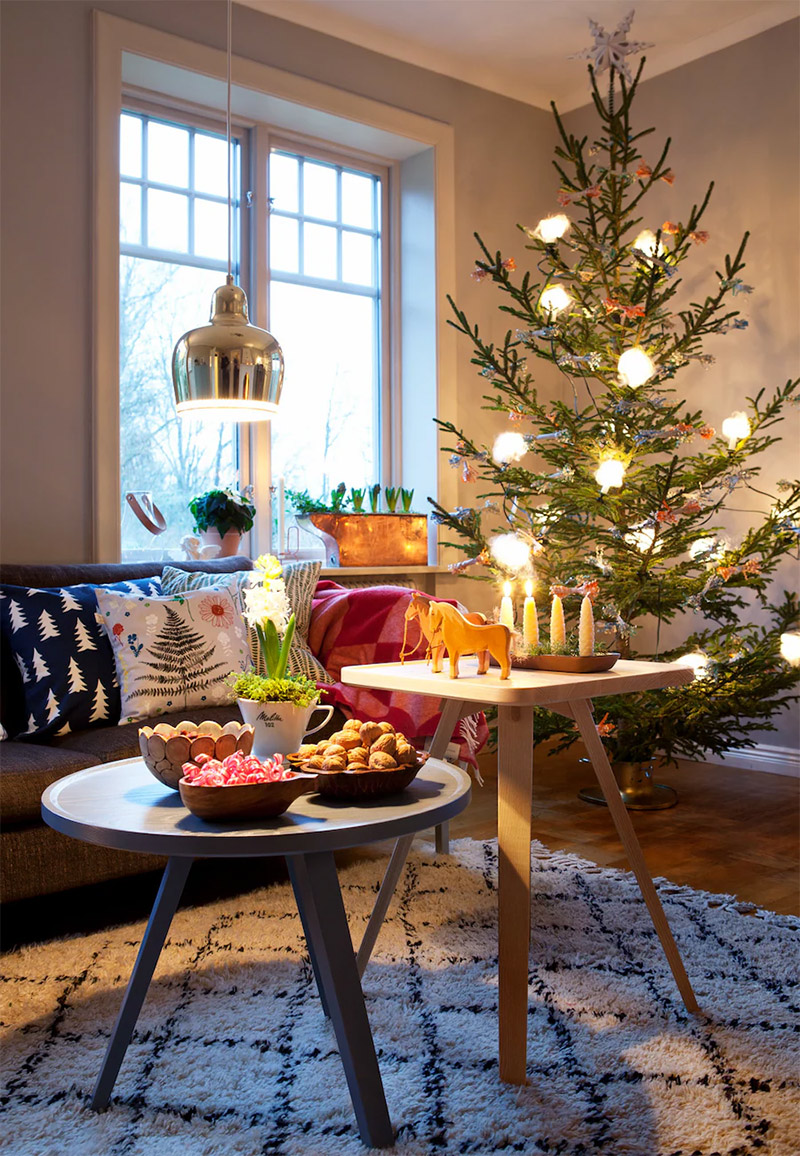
[199,528,243,557]
[237,698,334,759]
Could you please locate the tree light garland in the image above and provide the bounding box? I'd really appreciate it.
[780,632,800,666]
[676,651,710,679]
[721,411,751,450]
[534,214,571,243]
[617,347,656,388]
[539,284,572,316]
[594,457,627,493]
[632,228,664,258]
[492,430,528,463]
[490,533,531,572]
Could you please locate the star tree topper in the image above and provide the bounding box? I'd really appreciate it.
[570,9,653,83]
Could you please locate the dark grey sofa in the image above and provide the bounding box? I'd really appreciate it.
[0,557,257,903]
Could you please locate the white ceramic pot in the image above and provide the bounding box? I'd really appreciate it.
[199,528,243,557]
[237,698,335,759]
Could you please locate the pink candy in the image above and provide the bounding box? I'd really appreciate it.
[181,750,296,787]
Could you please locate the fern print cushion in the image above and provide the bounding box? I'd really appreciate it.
[94,587,249,724]
[161,562,333,684]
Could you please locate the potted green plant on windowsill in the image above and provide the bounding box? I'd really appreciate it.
[287,485,428,567]
[229,555,332,757]
[189,486,256,557]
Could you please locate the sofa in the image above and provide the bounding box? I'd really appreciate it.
[0,556,322,904]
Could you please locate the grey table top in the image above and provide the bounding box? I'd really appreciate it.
[41,757,472,858]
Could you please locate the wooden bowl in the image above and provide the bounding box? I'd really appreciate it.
[312,761,422,800]
[178,773,316,821]
[511,653,620,673]
[139,720,254,790]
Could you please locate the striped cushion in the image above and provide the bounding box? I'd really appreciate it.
[161,563,333,684]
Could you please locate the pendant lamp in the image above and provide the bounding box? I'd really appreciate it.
[172,0,283,419]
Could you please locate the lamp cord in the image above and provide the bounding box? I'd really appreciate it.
[226,0,232,282]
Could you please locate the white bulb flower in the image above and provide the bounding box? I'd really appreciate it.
[490,533,531,572]
[242,577,291,635]
[493,431,528,464]
[780,632,800,667]
[539,285,572,316]
[721,411,751,450]
[676,651,710,679]
[618,347,655,389]
[534,214,570,243]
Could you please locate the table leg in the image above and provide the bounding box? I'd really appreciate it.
[91,856,193,1111]
[288,852,394,1149]
[571,699,699,1014]
[496,704,534,1085]
[356,832,414,978]
[430,697,466,854]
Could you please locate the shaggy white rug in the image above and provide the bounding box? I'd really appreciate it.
[1,839,798,1156]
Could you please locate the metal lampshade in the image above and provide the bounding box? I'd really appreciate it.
[172,276,284,420]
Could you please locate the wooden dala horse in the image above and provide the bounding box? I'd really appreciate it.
[403,593,511,679]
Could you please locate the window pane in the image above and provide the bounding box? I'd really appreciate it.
[194,132,228,197]
[341,171,374,228]
[194,198,228,261]
[303,222,337,280]
[119,257,239,558]
[120,182,141,245]
[270,215,299,273]
[342,230,374,287]
[270,281,376,499]
[147,189,189,252]
[120,114,142,178]
[303,161,337,221]
[270,152,299,213]
[147,121,189,188]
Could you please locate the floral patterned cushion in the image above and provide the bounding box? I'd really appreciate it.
[94,587,249,724]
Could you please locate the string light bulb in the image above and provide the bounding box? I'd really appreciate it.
[625,524,660,553]
[539,285,572,316]
[689,537,717,560]
[721,411,751,450]
[780,632,800,666]
[632,229,664,258]
[490,533,531,572]
[493,430,528,463]
[534,214,570,243]
[618,347,655,389]
[594,457,627,493]
[676,651,710,679]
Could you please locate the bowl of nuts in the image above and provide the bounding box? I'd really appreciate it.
[289,719,427,799]
[139,719,254,790]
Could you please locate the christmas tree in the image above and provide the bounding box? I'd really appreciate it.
[432,15,800,767]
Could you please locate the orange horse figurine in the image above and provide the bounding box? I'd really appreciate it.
[427,601,512,679]
[403,592,488,671]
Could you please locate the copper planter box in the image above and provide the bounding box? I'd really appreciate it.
[308,513,428,567]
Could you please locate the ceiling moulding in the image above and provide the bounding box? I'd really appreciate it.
[239,0,800,112]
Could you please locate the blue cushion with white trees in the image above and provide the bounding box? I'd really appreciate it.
[0,577,161,739]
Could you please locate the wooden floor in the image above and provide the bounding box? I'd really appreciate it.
[438,746,800,916]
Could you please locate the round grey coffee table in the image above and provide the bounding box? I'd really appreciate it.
[42,756,471,1149]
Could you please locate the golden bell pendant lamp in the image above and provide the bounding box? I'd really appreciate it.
[172,276,284,421]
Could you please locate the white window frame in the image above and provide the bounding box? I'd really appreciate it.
[93,11,456,563]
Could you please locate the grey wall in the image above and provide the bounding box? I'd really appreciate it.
[0,0,553,563]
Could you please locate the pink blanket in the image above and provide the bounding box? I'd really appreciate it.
[309,581,488,767]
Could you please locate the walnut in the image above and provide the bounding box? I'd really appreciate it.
[395,743,417,766]
[371,733,397,758]
[394,732,408,746]
[368,751,397,770]
[359,722,382,748]
[342,718,362,732]
[321,757,347,773]
[346,747,369,764]
[322,743,347,760]
[316,741,330,754]
[330,730,361,750]
[347,762,369,772]
[304,756,325,770]
[295,744,318,758]
[377,722,395,735]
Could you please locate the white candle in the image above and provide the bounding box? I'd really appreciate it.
[499,581,515,630]
[579,595,595,656]
[278,475,286,555]
[523,579,539,647]
[550,595,566,650]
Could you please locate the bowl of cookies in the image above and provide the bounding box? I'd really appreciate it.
[289,719,427,799]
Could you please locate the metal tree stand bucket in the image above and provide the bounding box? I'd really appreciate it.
[578,760,678,810]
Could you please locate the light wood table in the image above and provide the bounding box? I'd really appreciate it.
[42,756,471,1149]
[341,657,698,1085]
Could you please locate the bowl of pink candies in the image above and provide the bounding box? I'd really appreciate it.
[178,750,316,821]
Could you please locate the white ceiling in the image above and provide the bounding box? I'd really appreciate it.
[240,0,799,110]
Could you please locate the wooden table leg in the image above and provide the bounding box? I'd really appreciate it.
[91,856,193,1110]
[496,704,534,1085]
[356,831,414,978]
[430,697,466,854]
[288,852,394,1149]
[571,699,699,1014]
